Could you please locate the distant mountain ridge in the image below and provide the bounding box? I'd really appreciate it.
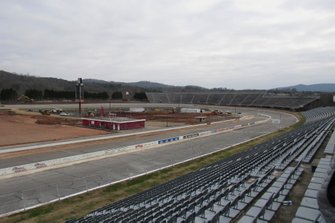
[2,70,334,96]
[127,81,175,89]
[277,83,335,92]
[78,78,197,92]
[0,70,209,96]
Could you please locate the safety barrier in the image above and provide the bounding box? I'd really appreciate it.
[0,116,271,180]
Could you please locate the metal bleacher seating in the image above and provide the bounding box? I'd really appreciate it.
[292,156,333,223]
[292,111,335,223]
[146,92,319,111]
[68,107,335,223]
[324,130,335,155]
[240,164,303,223]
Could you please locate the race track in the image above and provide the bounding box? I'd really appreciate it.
[0,104,297,216]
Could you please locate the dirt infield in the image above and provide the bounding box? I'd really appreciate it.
[0,110,107,147]
[0,108,233,147]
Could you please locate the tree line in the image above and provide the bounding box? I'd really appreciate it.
[0,88,147,101]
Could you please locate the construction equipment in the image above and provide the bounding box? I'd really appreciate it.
[17,95,33,103]
[39,109,51,115]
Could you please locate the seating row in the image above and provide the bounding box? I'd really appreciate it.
[146,93,319,110]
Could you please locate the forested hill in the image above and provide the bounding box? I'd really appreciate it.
[0,70,147,101]
[0,70,214,101]
[0,70,74,93]
[0,70,217,96]
[279,84,335,92]
[0,70,137,95]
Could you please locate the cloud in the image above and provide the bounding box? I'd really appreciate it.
[0,0,334,89]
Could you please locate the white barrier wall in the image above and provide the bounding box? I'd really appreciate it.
[0,115,271,179]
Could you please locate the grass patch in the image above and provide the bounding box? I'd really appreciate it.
[2,112,304,223]
[28,206,54,218]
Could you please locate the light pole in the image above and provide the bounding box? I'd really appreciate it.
[76,78,84,116]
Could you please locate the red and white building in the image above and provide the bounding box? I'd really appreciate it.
[82,117,145,130]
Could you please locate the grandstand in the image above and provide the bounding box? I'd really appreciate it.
[69,107,335,223]
[146,92,320,111]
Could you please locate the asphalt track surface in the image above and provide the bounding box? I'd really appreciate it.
[0,115,262,169]
[0,105,297,216]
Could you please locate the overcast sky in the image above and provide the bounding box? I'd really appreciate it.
[1,0,334,89]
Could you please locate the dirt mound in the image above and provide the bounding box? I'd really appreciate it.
[31,115,80,126]
[35,117,62,125]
